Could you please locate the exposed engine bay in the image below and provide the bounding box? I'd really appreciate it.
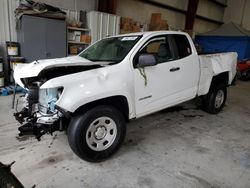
[14,63,102,140]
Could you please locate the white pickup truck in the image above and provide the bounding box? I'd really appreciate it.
[14,31,237,162]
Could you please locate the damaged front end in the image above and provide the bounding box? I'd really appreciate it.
[14,79,69,140]
[13,56,104,140]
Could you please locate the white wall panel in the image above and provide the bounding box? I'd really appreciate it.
[0,0,18,44]
[87,11,120,43]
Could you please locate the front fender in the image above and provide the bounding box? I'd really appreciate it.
[40,66,135,118]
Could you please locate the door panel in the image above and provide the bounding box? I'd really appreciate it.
[133,34,199,117]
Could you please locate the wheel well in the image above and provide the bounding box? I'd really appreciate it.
[73,96,130,121]
[210,72,229,90]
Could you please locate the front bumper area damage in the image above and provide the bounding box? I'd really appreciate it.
[15,110,63,141]
[14,86,69,141]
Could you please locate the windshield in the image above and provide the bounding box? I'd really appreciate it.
[79,35,142,63]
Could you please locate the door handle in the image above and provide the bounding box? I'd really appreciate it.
[169,67,180,72]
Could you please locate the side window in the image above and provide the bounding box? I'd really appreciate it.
[172,35,192,58]
[134,36,173,66]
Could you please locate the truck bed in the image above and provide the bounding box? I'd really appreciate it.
[197,52,237,96]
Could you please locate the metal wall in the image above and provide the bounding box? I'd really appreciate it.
[0,0,18,46]
[87,11,120,43]
[116,0,226,34]
[0,0,18,85]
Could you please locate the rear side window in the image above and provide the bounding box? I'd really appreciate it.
[172,35,192,58]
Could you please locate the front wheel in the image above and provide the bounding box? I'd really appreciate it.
[202,84,227,114]
[67,105,126,162]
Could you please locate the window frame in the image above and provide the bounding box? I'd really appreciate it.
[170,34,193,60]
[133,35,176,68]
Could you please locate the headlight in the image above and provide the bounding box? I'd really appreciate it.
[38,87,63,114]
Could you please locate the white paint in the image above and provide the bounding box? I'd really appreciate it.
[14,31,237,119]
[198,52,238,95]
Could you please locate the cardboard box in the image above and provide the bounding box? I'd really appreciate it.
[132,25,140,32]
[121,17,132,25]
[150,13,162,24]
[121,23,131,31]
[149,19,168,31]
[120,29,129,34]
[69,45,78,54]
[80,35,91,44]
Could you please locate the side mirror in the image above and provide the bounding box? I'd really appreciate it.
[138,54,157,67]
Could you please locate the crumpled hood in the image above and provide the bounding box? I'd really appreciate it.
[14,56,103,88]
[14,56,93,78]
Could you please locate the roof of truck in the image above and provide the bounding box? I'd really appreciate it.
[114,30,188,38]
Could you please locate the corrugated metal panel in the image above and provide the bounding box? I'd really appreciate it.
[87,11,120,43]
[0,0,18,44]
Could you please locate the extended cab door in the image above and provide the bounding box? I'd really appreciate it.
[133,34,199,117]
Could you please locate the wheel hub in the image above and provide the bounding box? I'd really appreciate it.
[86,117,117,151]
[215,90,224,108]
[94,126,107,140]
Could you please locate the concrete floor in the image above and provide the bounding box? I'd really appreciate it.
[0,81,250,188]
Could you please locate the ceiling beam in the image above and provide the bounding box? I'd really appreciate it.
[98,0,117,14]
[137,0,224,25]
[138,0,186,14]
[209,0,227,8]
[185,0,199,30]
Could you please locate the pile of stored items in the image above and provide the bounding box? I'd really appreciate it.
[120,13,169,34]
[120,17,143,34]
[148,13,168,31]
[15,0,66,19]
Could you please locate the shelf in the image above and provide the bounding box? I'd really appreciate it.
[67,27,90,31]
[68,41,90,45]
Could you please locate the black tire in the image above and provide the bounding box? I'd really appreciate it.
[202,84,227,114]
[67,105,126,162]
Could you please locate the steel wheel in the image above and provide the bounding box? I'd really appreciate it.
[68,105,126,162]
[214,90,224,109]
[202,84,227,114]
[86,117,117,151]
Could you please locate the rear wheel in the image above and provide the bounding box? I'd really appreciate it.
[202,84,227,114]
[67,105,126,162]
